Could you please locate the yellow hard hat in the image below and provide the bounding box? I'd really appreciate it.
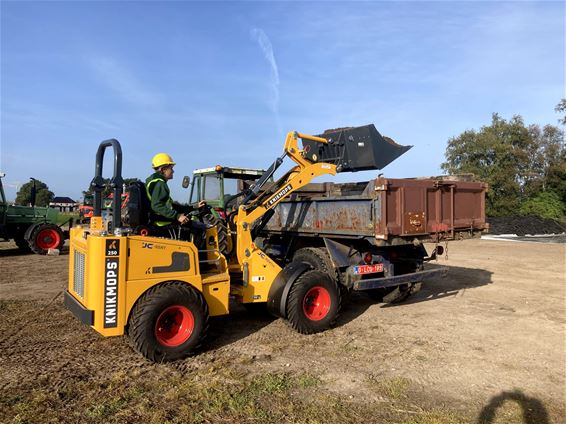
[152,153,176,169]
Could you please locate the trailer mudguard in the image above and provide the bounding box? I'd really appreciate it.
[266,261,311,319]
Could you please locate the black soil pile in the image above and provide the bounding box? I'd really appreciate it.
[487,216,566,236]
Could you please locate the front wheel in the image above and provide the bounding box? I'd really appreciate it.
[128,281,209,362]
[286,270,341,334]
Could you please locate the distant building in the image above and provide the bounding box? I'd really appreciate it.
[50,196,79,212]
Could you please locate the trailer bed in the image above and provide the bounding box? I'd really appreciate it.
[264,177,488,245]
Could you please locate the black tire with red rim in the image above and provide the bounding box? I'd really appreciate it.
[28,224,64,254]
[286,269,341,334]
[129,281,209,362]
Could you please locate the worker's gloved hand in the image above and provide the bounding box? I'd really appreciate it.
[177,213,190,225]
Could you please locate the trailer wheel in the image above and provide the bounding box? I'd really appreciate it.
[28,224,64,254]
[129,281,209,362]
[286,269,341,334]
[293,247,349,300]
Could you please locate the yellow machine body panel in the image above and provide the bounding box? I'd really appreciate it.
[239,250,282,303]
[67,227,230,338]
[126,236,201,282]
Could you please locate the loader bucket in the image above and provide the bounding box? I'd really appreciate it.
[301,124,412,172]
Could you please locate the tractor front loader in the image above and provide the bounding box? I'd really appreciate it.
[66,126,406,362]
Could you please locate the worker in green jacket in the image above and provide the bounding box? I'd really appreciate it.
[146,153,204,228]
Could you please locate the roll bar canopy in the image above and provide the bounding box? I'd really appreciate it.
[90,139,124,231]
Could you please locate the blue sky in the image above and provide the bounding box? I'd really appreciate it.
[1,0,564,202]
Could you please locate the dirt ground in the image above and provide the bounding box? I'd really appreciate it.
[1,238,565,423]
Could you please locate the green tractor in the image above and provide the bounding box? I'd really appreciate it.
[188,165,266,216]
[187,166,266,257]
[0,173,68,254]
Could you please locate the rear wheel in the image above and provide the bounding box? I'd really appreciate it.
[129,281,209,362]
[286,270,341,334]
[28,224,64,254]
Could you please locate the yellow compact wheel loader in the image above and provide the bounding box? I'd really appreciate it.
[65,127,409,362]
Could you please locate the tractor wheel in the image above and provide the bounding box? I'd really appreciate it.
[128,281,209,362]
[286,269,341,334]
[28,224,64,254]
[203,213,230,257]
[293,247,349,301]
[14,237,32,253]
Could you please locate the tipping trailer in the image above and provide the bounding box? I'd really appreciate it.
[257,176,488,301]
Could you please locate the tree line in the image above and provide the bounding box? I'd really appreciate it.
[441,100,565,219]
[13,178,138,207]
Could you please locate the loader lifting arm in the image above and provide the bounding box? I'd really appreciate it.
[234,124,412,267]
[235,131,336,266]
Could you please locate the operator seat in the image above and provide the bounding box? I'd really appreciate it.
[121,180,208,246]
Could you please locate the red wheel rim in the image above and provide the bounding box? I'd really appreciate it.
[154,305,194,347]
[36,228,61,250]
[303,286,331,321]
[140,229,149,236]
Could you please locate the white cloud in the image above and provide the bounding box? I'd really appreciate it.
[250,28,281,134]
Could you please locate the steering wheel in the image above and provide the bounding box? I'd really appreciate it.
[194,203,212,223]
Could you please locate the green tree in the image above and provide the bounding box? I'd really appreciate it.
[526,123,566,201]
[555,99,566,126]
[15,179,54,207]
[519,191,565,220]
[442,113,565,217]
[442,114,532,216]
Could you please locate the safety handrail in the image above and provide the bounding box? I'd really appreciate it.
[91,139,124,231]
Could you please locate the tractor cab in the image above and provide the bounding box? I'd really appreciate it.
[188,166,268,218]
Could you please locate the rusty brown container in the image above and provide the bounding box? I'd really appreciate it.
[373,177,488,242]
[264,177,488,245]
